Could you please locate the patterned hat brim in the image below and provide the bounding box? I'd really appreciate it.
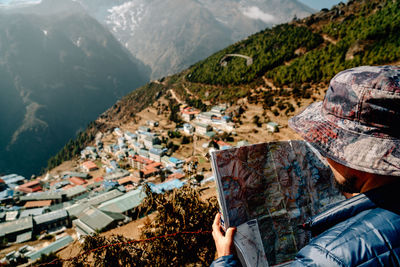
[289,102,400,176]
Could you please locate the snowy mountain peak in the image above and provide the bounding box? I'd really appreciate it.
[106,1,146,33]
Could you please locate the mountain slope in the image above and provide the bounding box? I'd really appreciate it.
[48,0,400,171]
[76,0,315,79]
[0,0,150,177]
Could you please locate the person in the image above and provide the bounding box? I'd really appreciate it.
[210,65,400,266]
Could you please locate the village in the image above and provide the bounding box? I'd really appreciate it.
[0,94,286,265]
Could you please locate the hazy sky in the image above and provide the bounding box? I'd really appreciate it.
[298,0,346,11]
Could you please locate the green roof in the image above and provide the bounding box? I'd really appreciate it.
[86,189,124,206]
[64,185,87,198]
[0,217,32,235]
[65,202,91,219]
[98,188,146,214]
[76,207,125,232]
[34,209,68,225]
[26,235,73,260]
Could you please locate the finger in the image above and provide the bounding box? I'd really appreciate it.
[225,227,237,241]
[212,213,221,230]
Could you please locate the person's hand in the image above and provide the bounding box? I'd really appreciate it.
[212,213,236,258]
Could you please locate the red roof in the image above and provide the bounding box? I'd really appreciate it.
[69,177,86,185]
[20,180,40,188]
[94,177,104,182]
[132,155,154,165]
[18,185,42,193]
[118,176,140,185]
[141,167,158,176]
[82,161,98,170]
[147,162,162,169]
[0,179,5,184]
[125,184,135,191]
[62,184,75,190]
[24,200,52,208]
[168,173,185,180]
[217,140,230,147]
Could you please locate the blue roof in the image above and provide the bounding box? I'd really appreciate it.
[1,174,25,182]
[149,148,163,155]
[0,189,13,200]
[2,176,25,185]
[110,160,119,169]
[148,179,185,194]
[168,157,183,164]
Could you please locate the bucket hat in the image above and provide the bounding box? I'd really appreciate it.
[289,65,400,176]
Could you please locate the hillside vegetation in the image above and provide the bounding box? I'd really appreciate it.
[46,0,400,170]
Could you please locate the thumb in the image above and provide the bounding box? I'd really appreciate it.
[225,227,237,241]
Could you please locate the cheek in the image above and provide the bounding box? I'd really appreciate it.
[331,167,347,184]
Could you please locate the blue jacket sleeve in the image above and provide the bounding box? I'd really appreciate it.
[210,255,241,267]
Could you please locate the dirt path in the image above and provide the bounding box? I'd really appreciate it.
[262,77,279,90]
[322,34,337,45]
[168,89,183,104]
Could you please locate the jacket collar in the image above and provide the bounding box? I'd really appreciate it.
[303,182,400,237]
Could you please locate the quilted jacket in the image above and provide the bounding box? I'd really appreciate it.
[210,182,400,267]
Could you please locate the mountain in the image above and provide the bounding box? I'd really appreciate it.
[0,0,150,177]
[48,0,400,171]
[76,0,315,79]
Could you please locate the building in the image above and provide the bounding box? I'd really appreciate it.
[104,169,130,181]
[143,136,161,150]
[181,107,200,122]
[167,173,185,180]
[149,148,165,162]
[147,120,159,127]
[98,188,146,217]
[117,176,141,187]
[267,122,279,132]
[138,148,150,159]
[62,172,90,180]
[162,157,184,168]
[26,235,73,261]
[33,209,69,233]
[140,167,159,179]
[64,185,87,201]
[210,105,226,116]
[20,191,64,204]
[183,123,194,134]
[17,180,42,194]
[5,211,19,222]
[1,174,25,188]
[73,207,126,237]
[138,126,150,132]
[113,128,123,137]
[24,200,52,209]
[197,112,215,124]
[82,161,98,172]
[129,155,154,170]
[20,208,46,218]
[124,131,137,141]
[148,179,185,194]
[69,177,86,186]
[236,140,250,147]
[194,122,212,135]
[0,217,33,243]
[86,189,124,207]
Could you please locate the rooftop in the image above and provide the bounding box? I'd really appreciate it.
[86,189,124,207]
[26,235,73,261]
[0,217,33,235]
[34,209,68,225]
[98,188,146,214]
[24,200,52,209]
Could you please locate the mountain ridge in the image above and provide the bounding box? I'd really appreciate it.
[0,0,150,177]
